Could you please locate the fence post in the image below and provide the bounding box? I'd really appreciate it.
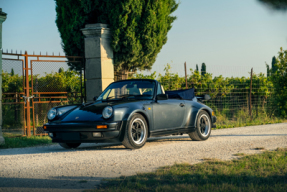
[0,9,7,145]
[249,68,253,118]
[184,62,188,89]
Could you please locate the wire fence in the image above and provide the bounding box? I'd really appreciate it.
[128,66,275,121]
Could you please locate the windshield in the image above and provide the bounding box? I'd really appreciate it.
[97,80,155,101]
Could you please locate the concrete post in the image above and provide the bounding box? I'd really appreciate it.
[0,8,7,145]
[81,23,114,102]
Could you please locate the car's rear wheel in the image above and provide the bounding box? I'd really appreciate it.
[59,143,81,149]
[189,111,211,141]
[122,114,148,149]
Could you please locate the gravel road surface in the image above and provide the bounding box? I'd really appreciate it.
[0,123,287,192]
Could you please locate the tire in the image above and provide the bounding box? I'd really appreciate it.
[59,143,81,149]
[189,111,211,141]
[122,114,148,149]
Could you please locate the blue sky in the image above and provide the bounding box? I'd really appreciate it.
[1,0,286,77]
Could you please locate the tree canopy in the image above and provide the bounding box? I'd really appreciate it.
[258,0,287,11]
[55,0,179,72]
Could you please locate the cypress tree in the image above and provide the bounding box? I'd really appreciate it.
[201,63,206,76]
[266,64,270,77]
[10,68,14,76]
[271,56,277,74]
[55,0,179,72]
[58,67,64,73]
[196,64,199,72]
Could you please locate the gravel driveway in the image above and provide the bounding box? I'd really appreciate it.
[0,123,287,192]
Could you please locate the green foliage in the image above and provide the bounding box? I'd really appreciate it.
[201,62,206,76]
[55,0,179,71]
[270,48,287,118]
[2,69,82,93]
[258,0,287,11]
[2,70,23,93]
[37,69,82,92]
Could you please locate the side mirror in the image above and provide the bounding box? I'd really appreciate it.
[204,94,211,101]
[93,96,98,101]
[156,94,168,100]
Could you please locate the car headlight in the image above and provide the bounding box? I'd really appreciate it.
[102,106,113,119]
[47,108,57,120]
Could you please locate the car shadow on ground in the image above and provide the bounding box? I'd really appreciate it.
[0,134,285,156]
[0,176,105,191]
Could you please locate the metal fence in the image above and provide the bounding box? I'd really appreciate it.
[2,51,85,135]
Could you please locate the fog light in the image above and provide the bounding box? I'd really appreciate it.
[93,132,102,137]
[48,133,53,137]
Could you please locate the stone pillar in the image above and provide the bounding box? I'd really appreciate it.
[81,23,114,102]
[0,8,7,145]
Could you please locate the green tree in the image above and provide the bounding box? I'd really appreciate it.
[58,67,64,73]
[195,64,199,72]
[271,56,278,74]
[201,63,206,76]
[55,0,179,72]
[258,0,287,11]
[266,64,270,77]
[270,48,287,117]
[10,68,14,76]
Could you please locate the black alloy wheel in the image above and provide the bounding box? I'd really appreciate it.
[122,113,148,149]
[189,111,211,141]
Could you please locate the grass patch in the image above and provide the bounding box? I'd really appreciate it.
[214,108,287,129]
[88,148,287,192]
[79,180,88,183]
[0,133,52,149]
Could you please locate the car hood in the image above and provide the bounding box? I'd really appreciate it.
[60,99,140,122]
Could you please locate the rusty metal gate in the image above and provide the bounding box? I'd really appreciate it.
[2,51,85,136]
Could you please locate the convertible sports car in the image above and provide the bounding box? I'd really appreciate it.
[44,79,216,149]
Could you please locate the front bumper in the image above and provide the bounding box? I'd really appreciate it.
[44,121,124,143]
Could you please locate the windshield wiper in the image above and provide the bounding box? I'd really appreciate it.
[104,96,117,101]
[119,94,137,99]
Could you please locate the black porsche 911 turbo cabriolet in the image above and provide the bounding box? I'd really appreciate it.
[44,79,216,149]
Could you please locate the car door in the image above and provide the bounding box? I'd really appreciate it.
[153,99,186,130]
[152,83,186,130]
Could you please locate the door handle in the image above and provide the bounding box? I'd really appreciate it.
[180,103,185,107]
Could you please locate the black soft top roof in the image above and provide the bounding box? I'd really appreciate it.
[165,88,195,100]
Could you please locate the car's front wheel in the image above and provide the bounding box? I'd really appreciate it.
[122,114,148,149]
[59,143,81,149]
[189,111,211,141]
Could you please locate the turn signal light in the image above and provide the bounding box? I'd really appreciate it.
[97,125,107,129]
[212,111,215,116]
[43,126,47,130]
